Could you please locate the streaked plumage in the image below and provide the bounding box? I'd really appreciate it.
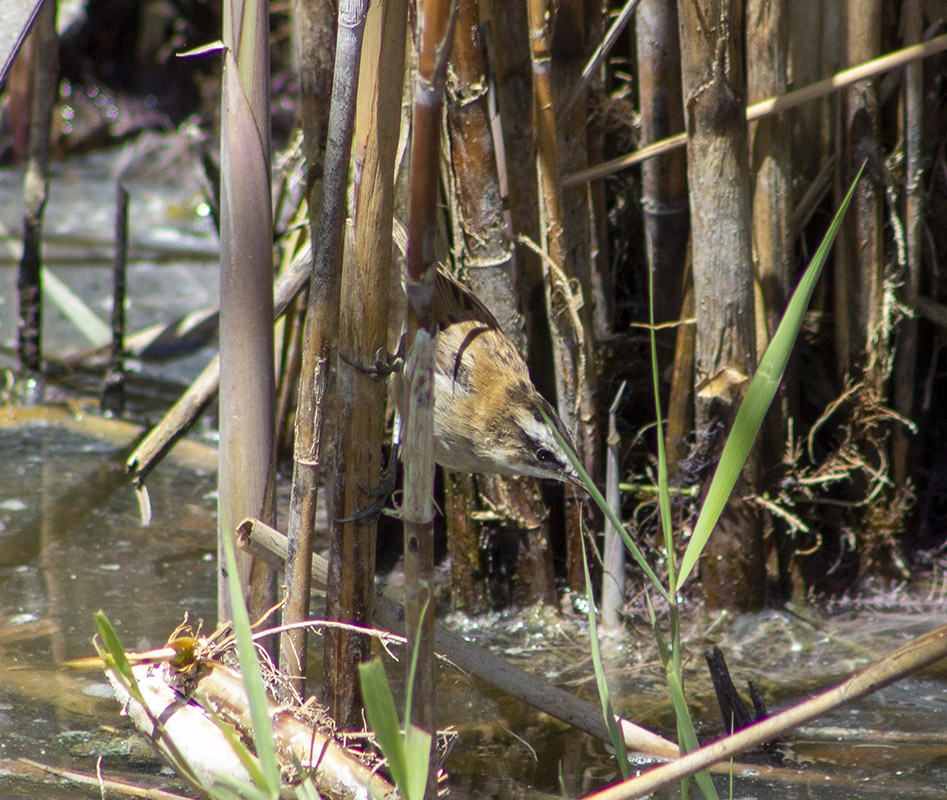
[417,268,581,486]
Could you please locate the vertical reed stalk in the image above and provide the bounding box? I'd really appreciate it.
[16,0,57,387]
[677,0,764,610]
[529,0,599,591]
[665,268,695,470]
[787,0,833,181]
[635,0,688,327]
[284,0,368,701]
[322,0,405,728]
[403,0,456,758]
[892,0,923,486]
[445,0,555,607]
[747,0,791,353]
[293,0,335,215]
[601,382,627,632]
[747,0,792,590]
[101,184,129,416]
[578,0,611,342]
[217,0,276,622]
[486,1,555,404]
[834,0,882,384]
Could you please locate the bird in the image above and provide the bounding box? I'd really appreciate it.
[338,266,581,525]
[409,267,582,486]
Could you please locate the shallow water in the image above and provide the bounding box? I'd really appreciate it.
[0,413,218,797]
[2,415,947,799]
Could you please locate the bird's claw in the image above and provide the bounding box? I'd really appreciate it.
[340,346,403,381]
[334,444,400,525]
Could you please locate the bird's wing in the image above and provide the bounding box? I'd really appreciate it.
[432,267,502,332]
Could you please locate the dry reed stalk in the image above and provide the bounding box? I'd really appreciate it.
[445,0,555,608]
[528,0,599,592]
[16,0,57,382]
[485,0,554,403]
[283,0,335,671]
[15,759,191,800]
[323,223,375,728]
[891,0,924,486]
[446,0,522,348]
[833,1,883,385]
[217,0,276,622]
[275,292,307,457]
[601,382,627,631]
[320,0,407,727]
[101,184,129,416]
[284,0,368,702]
[293,0,335,211]
[747,0,793,588]
[636,0,688,326]
[787,0,833,181]
[665,270,695,471]
[552,0,601,444]
[562,32,947,188]
[574,0,610,344]
[678,0,763,610]
[403,0,456,756]
[747,0,791,353]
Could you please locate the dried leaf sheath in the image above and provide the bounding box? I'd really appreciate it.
[217,0,275,622]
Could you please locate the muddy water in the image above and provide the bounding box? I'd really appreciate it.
[2,412,947,799]
[3,419,947,798]
[0,412,219,797]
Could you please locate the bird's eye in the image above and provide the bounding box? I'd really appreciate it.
[535,447,556,463]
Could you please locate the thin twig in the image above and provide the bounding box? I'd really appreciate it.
[556,0,644,127]
[563,33,947,188]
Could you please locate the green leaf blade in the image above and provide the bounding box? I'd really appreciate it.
[676,163,866,591]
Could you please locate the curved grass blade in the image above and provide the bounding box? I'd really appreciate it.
[541,408,669,600]
[580,532,630,779]
[359,657,410,793]
[676,163,866,591]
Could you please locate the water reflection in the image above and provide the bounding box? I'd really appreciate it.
[0,415,216,797]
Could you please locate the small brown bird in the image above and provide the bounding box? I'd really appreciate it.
[419,268,582,486]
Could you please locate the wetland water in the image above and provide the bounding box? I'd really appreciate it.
[2,415,947,799]
[1,145,947,798]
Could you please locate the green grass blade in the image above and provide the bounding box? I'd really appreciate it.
[541,408,669,600]
[666,670,719,800]
[94,611,136,687]
[218,525,282,795]
[646,240,676,584]
[676,163,866,591]
[359,657,410,793]
[580,533,630,779]
[403,593,431,732]
[403,724,434,800]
